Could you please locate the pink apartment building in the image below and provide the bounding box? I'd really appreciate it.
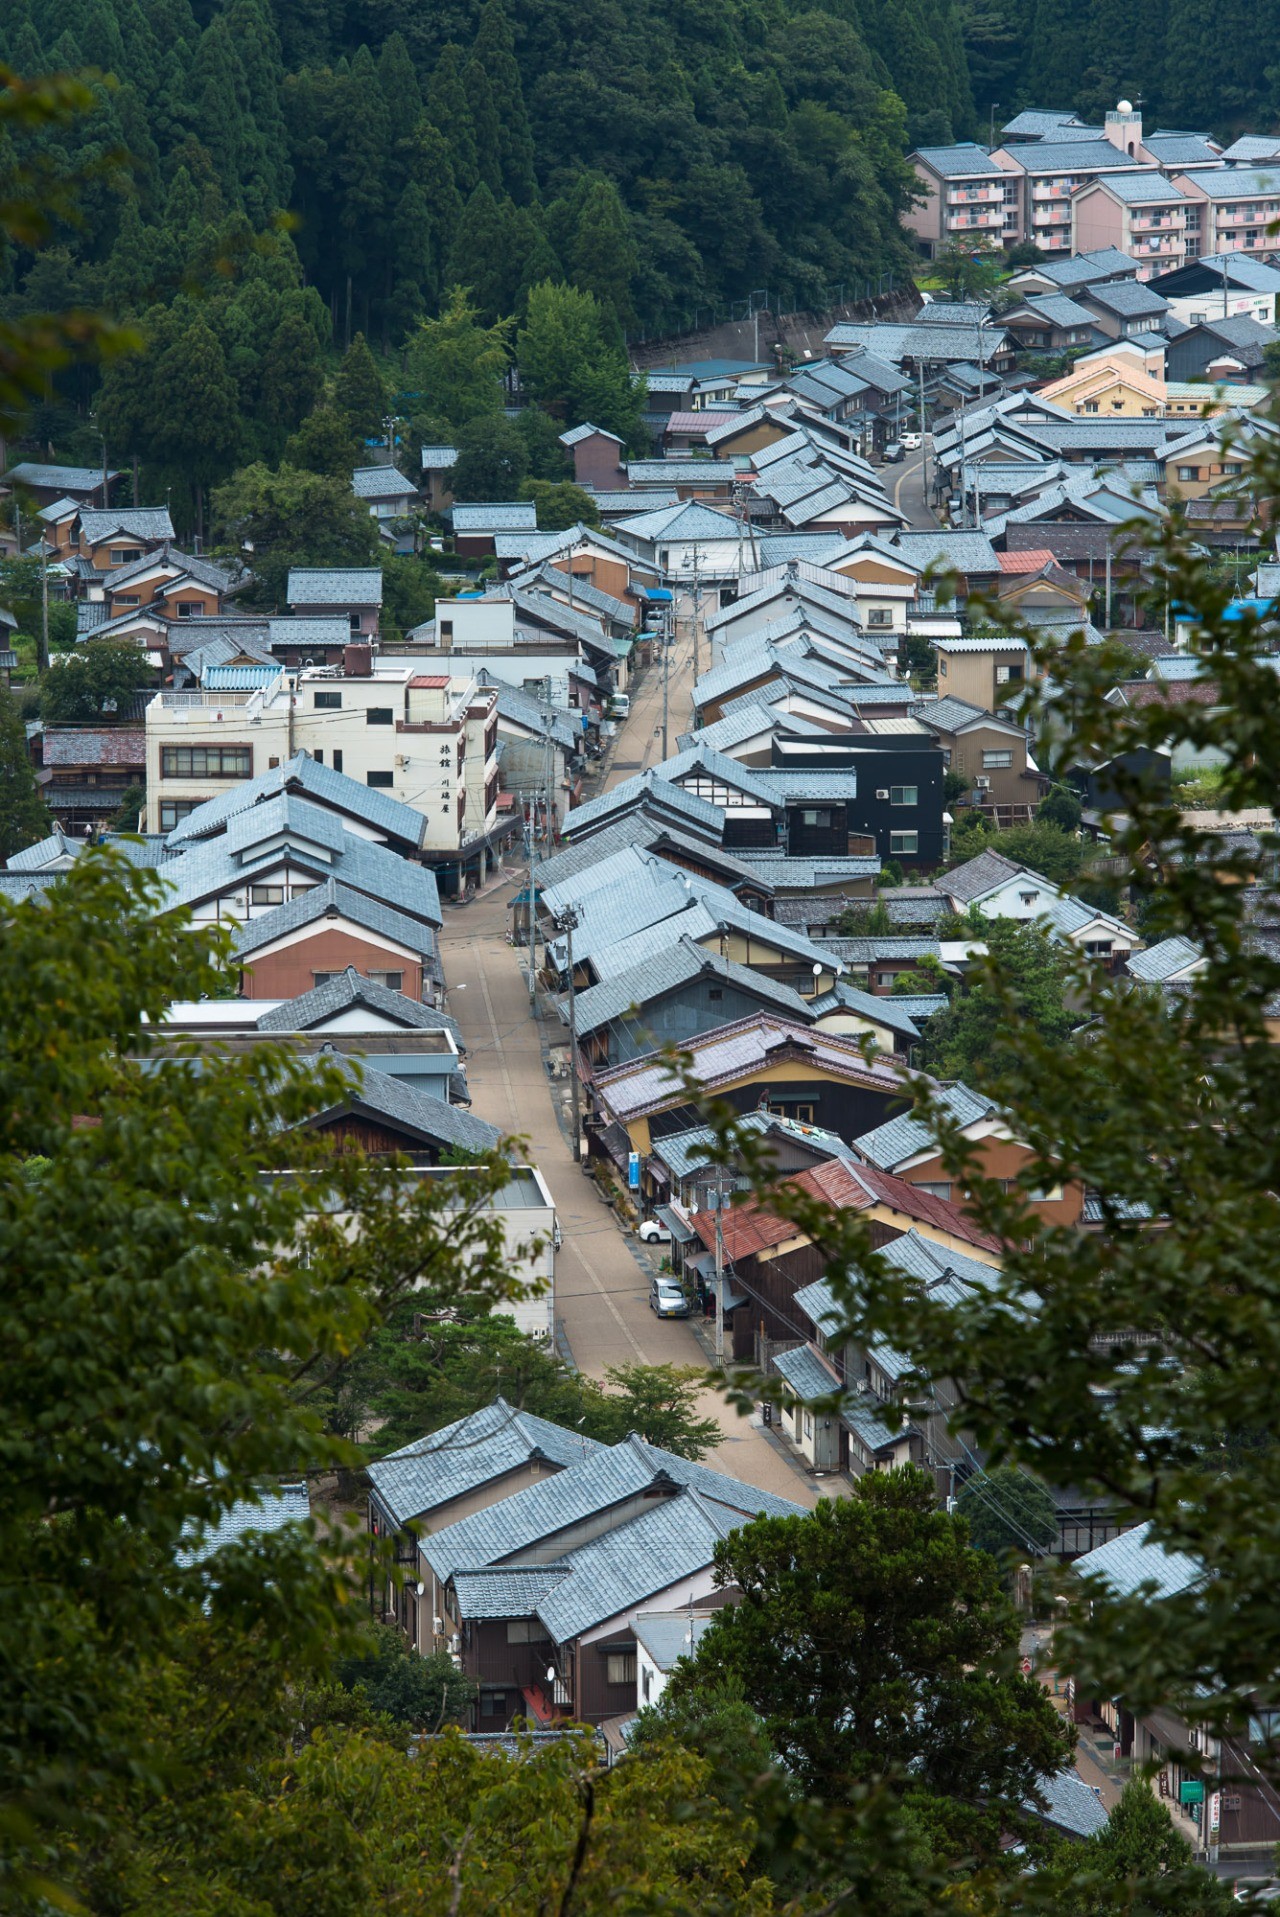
[1071,171,1192,277]
[1171,166,1280,259]
[906,144,1020,256]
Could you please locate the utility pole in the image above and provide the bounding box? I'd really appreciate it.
[690,544,703,689]
[918,362,929,505]
[661,605,671,761]
[38,532,49,674]
[525,789,538,1005]
[554,906,582,1155]
[989,102,999,149]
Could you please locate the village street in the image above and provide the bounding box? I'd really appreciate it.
[442,630,821,1507]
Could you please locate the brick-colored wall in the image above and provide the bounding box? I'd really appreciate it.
[240,927,423,1000]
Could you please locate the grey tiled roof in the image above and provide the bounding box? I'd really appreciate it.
[1072,1521,1202,1600]
[230,878,438,964]
[1015,141,1142,172]
[1124,935,1203,982]
[164,798,442,929]
[615,500,742,542]
[287,567,383,605]
[353,465,419,500]
[423,1431,802,1584]
[562,770,723,841]
[1081,279,1169,316]
[851,1082,994,1170]
[1179,164,1280,199]
[1026,1768,1110,1838]
[913,695,989,733]
[809,981,923,1039]
[368,1398,604,1528]
[934,847,1024,903]
[258,967,463,1044]
[451,1566,572,1617]
[818,935,941,963]
[307,1057,502,1156]
[536,1489,739,1642]
[564,935,813,1035]
[3,461,118,492]
[166,751,428,856]
[78,506,175,543]
[1034,248,1139,288]
[912,143,1005,178]
[420,445,458,469]
[450,502,538,532]
[632,1611,719,1670]
[1084,169,1187,204]
[181,1481,310,1564]
[771,1342,843,1402]
[891,531,999,577]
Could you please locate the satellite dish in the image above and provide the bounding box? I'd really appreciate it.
[1117,98,1134,114]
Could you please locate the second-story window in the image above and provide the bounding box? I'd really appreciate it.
[366,707,393,726]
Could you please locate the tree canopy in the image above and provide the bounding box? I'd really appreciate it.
[665,1471,1071,1858]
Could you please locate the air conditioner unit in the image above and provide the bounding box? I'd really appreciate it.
[433,1615,445,1635]
[395,754,408,768]
[449,1634,462,1654]
[975,775,991,790]
[875,788,890,800]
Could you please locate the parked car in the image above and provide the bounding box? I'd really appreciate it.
[882,441,904,464]
[610,693,631,719]
[900,430,922,451]
[649,1276,690,1317]
[638,1216,671,1243]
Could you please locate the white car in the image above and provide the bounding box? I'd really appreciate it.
[638,1217,672,1243]
[900,430,922,451]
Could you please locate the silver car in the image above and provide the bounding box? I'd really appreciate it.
[649,1277,690,1318]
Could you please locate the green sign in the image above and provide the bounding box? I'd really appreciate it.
[1179,1779,1205,1806]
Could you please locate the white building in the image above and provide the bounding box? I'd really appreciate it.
[145,654,506,886]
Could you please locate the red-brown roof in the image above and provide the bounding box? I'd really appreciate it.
[409,674,451,689]
[691,1153,1000,1261]
[1116,677,1220,708]
[664,411,738,436]
[996,548,1057,574]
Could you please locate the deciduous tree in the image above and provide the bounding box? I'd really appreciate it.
[211,461,377,608]
[0,685,49,859]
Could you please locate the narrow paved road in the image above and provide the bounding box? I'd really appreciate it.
[444,859,818,1507]
[892,440,939,530]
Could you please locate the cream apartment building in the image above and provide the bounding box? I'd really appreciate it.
[146,652,504,885]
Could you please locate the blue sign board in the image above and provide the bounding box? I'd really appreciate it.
[628,1152,641,1190]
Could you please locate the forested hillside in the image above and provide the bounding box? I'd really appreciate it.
[0,0,968,367]
[966,0,1280,132]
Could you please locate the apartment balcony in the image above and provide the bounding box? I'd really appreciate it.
[946,210,1004,231]
[1031,184,1073,200]
[1033,206,1072,226]
[946,185,1007,204]
[1131,214,1184,232]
